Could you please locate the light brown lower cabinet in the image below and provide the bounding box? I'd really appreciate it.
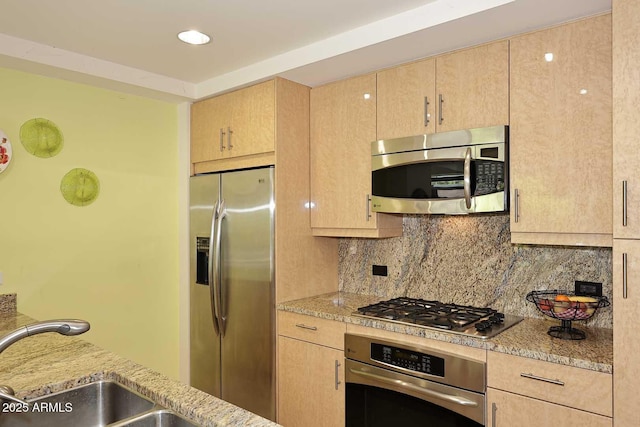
[277,336,344,427]
[487,351,612,427]
[613,239,640,425]
[487,388,612,427]
[278,312,346,427]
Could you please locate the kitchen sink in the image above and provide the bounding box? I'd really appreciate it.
[111,409,198,427]
[0,380,199,427]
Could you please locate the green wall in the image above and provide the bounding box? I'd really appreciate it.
[0,67,180,379]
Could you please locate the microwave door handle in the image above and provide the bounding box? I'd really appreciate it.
[208,200,221,336]
[463,147,472,209]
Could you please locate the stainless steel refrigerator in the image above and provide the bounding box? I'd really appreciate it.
[189,166,275,421]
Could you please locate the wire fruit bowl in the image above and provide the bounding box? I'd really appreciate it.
[526,290,610,340]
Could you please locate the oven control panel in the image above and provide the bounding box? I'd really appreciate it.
[371,343,445,377]
[346,333,486,393]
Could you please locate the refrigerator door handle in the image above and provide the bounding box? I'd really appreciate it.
[213,199,227,337]
[208,200,221,336]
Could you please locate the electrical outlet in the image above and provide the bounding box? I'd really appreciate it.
[0,271,3,286]
[372,265,388,277]
[575,281,602,297]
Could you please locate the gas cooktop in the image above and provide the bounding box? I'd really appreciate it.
[353,297,523,339]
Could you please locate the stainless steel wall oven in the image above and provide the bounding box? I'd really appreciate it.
[345,334,486,426]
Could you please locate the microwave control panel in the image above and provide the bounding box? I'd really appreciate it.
[475,160,505,196]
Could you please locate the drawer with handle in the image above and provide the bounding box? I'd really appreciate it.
[487,388,612,427]
[487,351,612,416]
[278,311,346,350]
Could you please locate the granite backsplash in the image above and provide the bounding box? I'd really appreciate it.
[0,293,17,314]
[338,214,613,329]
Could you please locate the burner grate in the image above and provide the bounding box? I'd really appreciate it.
[354,297,524,339]
[356,297,497,330]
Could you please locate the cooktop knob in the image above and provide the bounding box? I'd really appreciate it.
[489,314,504,324]
[475,320,492,331]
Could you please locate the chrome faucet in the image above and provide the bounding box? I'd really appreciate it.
[0,319,90,405]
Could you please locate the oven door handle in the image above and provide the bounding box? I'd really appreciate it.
[348,367,478,408]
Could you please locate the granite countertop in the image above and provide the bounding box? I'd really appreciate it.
[277,291,613,374]
[0,294,279,427]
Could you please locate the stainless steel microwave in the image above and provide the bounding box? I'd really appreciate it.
[371,125,508,215]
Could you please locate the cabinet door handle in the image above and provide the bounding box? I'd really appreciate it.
[424,96,430,127]
[366,194,372,221]
[623,180,628,227]
[219,128,226,151]
[514,188,520,223]
[491,402,497,427]
[294,323,318,331]
[623,252,628,299]
[335,360,342,390]
[438,94,444,125]
[227,127,233,150]
[519,372,565,386]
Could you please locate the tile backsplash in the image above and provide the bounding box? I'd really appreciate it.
[338,214,612,329]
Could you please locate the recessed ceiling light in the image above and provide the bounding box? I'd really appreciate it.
[177,30,211,45]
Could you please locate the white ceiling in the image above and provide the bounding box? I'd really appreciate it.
[0,0,611,103]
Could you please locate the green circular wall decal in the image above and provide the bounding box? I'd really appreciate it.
[60,168,100,207]
[20,118,64,158]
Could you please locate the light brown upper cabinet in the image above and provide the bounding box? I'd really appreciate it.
[613,1,640,240]
[310,74,402,237]
[376,40,509,140]
[191,80,275,168]
[191,91,231,164]
[227,81,275,158]
[376,58,436,140]
[509,14,612,247]
[436,40,509,133]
